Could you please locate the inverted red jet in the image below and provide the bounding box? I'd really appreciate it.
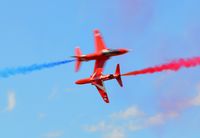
[75,64,123,103]
[72,29,129,72]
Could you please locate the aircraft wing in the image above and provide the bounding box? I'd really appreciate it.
[93,80,109,103]
[94,29,107,52]
[93,58,108,76]
[93,29,109,75]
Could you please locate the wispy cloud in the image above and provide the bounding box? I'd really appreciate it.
[38,112,46,119]
[43,130,64,138]
[85,121,125,138]
[85,121,108,132]
[48,87,59,101]
[84,82,200,137]
[190,84,200,106]
[84,107,179,137]
[146,111,178,127]
[104,128,125,138]
[7,91,16,112]
[110,106,144,120]
[84,105,145,138]
[190,92,200,106]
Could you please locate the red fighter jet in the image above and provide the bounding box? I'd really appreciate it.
[75,64,123,103]
[72,29,129,72]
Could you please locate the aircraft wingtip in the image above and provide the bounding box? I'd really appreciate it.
[94,29,100,34]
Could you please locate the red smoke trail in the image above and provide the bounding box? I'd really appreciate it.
[122,57,200,76]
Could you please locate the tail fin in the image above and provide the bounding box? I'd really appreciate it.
[75,47,82,56]
[115,64,123,87]
[75,47,82,72]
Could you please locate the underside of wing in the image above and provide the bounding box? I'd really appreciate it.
[94,29,107,52]
[93,58,108,75]
[93,80,109,103]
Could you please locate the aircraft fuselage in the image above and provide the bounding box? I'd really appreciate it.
[77,49,128,61]
[75,74,118,85]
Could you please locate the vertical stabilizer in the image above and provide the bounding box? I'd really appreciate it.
[115,64,123,87]
[75,47,82,72]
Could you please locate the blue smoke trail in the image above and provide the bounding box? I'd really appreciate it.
[0,59,75,78]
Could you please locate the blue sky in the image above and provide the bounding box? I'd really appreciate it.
[0,0,200,138]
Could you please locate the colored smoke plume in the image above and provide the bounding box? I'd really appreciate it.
[0,59,74,78]
[122,57,200,76]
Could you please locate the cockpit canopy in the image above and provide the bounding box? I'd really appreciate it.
[102,49,120,55]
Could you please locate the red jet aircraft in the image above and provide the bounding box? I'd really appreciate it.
[75,64,123,103]
[72,29,129,72]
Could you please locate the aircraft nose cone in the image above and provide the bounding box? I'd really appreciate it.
[75,80,81,84]
[75,80,84,84]
[75,78,90,85]
[121,49,129,54]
